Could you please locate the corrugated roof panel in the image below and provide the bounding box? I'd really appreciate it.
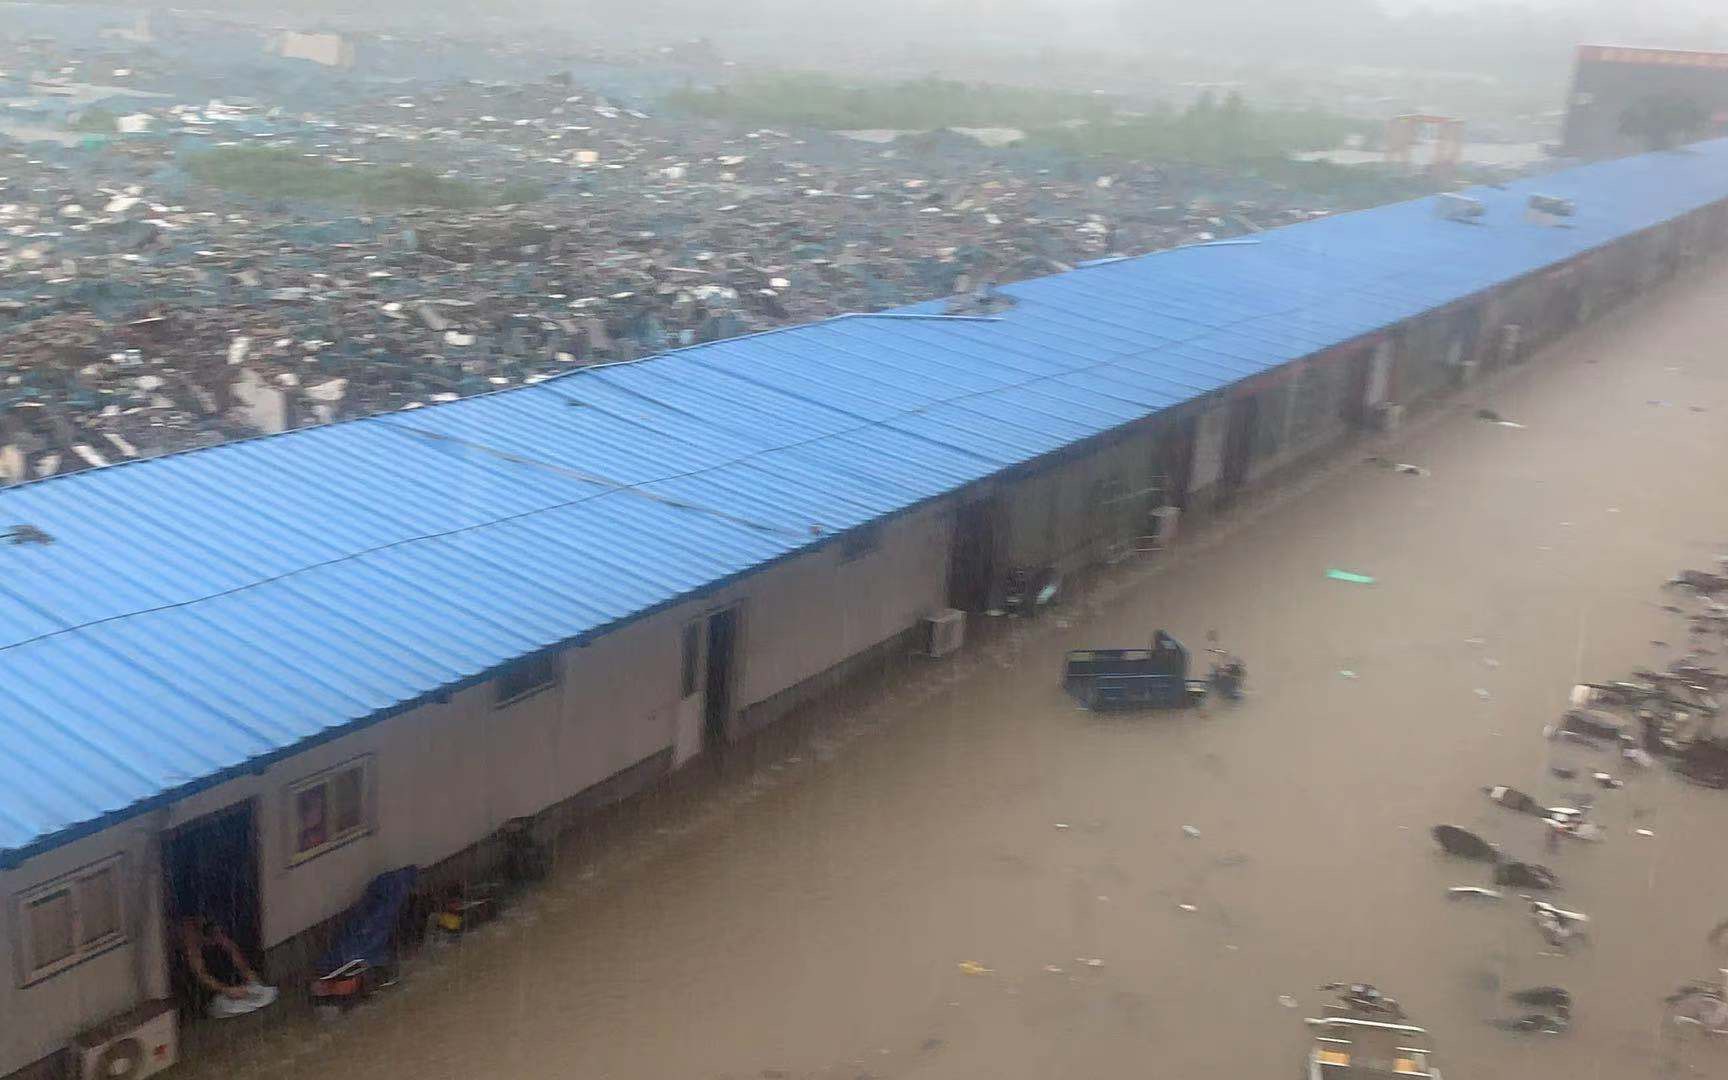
[383,390,764,484]
[5,138,1728,860]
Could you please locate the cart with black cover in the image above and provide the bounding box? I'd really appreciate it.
[1062,631,1211,710]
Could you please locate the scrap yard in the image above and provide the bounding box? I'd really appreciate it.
[0,9,1367,478]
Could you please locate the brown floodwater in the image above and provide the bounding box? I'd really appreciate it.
[184,264,1728,1080]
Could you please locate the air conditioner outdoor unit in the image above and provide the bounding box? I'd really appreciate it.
[1528,194,1576,217]
[1434,193,1485,222]
[923,608,966,658]
[1374,402,1405,432]
[73,1000,177,1080]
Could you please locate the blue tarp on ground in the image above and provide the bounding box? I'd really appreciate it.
[5,137,1728,863]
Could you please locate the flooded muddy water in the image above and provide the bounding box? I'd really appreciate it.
[185,266,1728,1080]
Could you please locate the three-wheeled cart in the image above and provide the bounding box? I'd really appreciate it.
[1061,631,1210,710]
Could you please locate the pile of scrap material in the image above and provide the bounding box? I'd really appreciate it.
[1,23,1353,482]
[1424,557,1728,1035]
[1570,562,1728,787]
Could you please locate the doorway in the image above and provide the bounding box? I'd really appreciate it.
[162,802,261,1009]
[1153,417,1195,510]
[1346,340,1393,427]
[1453,304,1484,366]
[1220,394,1259,500]
[947,499,999,612]
[703,606,740,751]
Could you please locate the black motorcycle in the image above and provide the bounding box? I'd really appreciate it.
[1208,650,1247,700]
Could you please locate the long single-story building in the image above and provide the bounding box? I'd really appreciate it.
[4,137,1728,1078]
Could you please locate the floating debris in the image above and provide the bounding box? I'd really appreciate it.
[1494,862,1560,890]
[1433,824,1498,861]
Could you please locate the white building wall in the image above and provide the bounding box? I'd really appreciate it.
[247,613,682,947]
[0,582,648,1071]
[1,824,161,1075]
[663,504,953,726]
[1,504,950,1075]
[251,502,951,945]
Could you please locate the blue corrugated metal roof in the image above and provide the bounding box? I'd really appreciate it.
[5,138,1728,861]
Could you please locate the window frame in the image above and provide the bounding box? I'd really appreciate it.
[287,756,373,867]
[75,864,122,946]
[494,651,560,708]
[14,854,128,987]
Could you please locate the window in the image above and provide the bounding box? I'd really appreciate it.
[289,758,370,864]
[680,621,701,698]
[15,856,126,985]
[28,890,73,968]
[76,865,120,945]
[329,765,363,835]
[839,523,881,562]
[495,652,559,706]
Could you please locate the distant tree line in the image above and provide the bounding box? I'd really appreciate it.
[1023,91,1371,166]
[185,148,545,209]
[669,76,1372,171]
[666,74,1114,131]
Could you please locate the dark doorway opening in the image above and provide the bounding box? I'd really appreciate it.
[1344,344,1374,428]
[1454,304,1484,364]
[1554,285,1583,334]
[1220,395,1259,501]
[947,499,998,611]
[703,606,739,751]
[162,801,261,1013]
[1153,416,1196,510]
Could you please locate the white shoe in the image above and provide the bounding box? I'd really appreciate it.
[207,983,278,1018]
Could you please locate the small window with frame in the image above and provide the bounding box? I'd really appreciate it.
[14,855,127,985]
[495,652,559,707]
[27,889,74,970]
[289,758,371,865]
